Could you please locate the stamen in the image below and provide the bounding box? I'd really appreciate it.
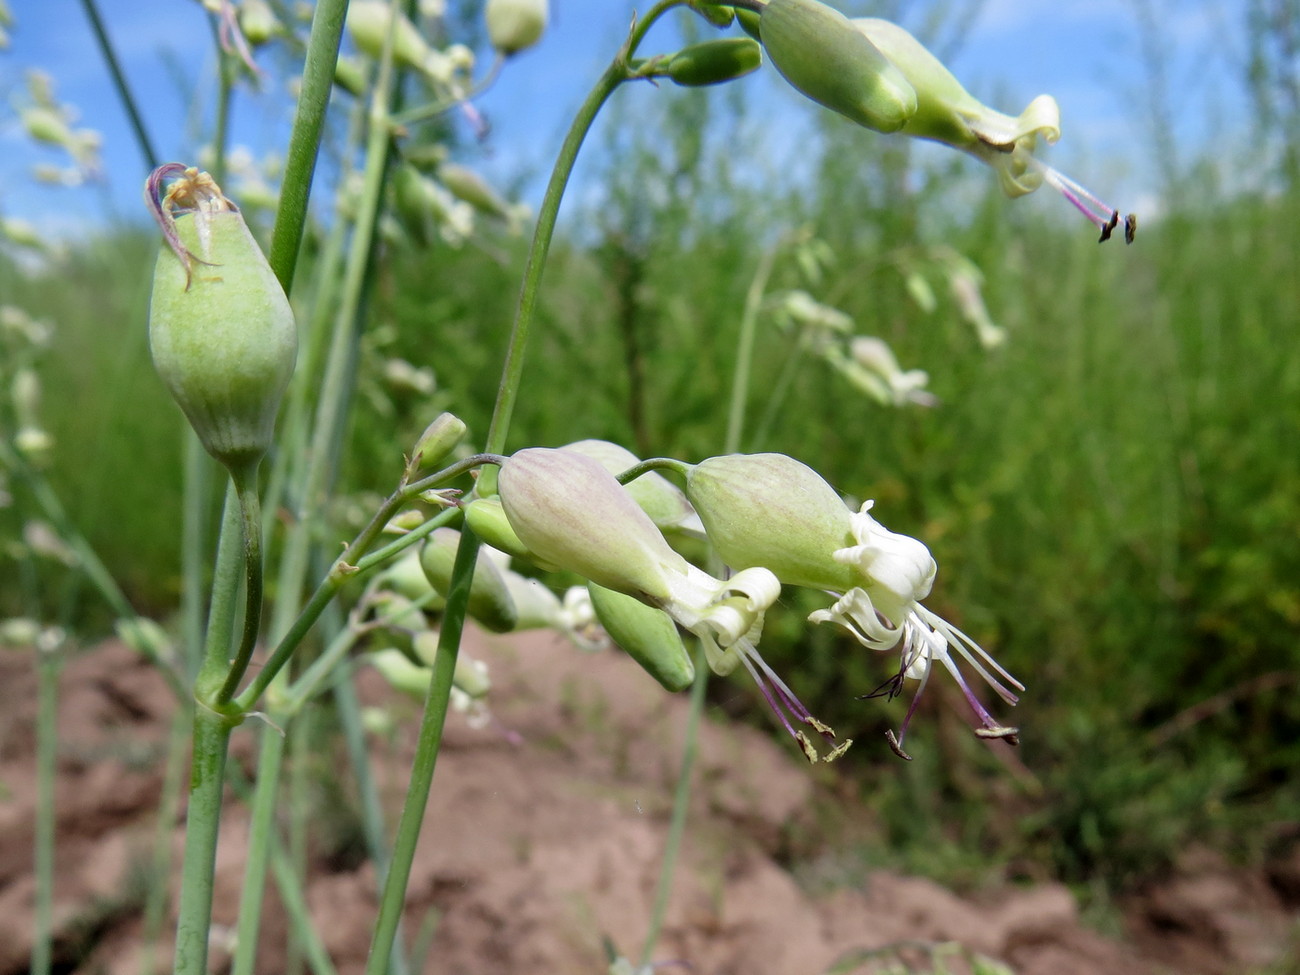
[1024,157,1137,245]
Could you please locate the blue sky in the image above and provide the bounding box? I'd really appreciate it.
[0,0,1247,240]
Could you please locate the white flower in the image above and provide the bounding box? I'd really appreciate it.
[808,501,1023,757]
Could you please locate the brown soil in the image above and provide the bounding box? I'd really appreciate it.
[1,634,1296,975]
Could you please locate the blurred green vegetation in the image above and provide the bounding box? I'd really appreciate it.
[4,44,1299,909]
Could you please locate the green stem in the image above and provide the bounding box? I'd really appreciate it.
[0,439,186,697]
[482,0,685,458]
[267,0,348,292]
[215,464,265,705]
[725,242,780,454]
[749,331,808,450]
[172,705,235,975]
[364,527,481,975]
[138,709,190,975]
[332,663,410,975]
[639,644,708,965]
[181,436,214,678]
[77,0,159,167]
[230,722,287,975]
[31,647,62,975]
[235,504,460,713]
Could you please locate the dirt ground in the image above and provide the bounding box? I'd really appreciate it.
[1,632,1297,975]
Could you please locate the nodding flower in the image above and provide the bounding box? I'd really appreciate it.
[684,452,1021,756]
[496,448,850,762]
[850,17,1136,244]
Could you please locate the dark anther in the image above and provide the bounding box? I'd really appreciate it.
[1098,209,1119,243]
[1124,213,1137,244]
[858,670,905,702]
[885,730,913,761]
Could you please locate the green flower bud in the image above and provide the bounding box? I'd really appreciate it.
[412,631,492,698]
[685,453,856,591]
[498,448,687,602]
[410,411,466,471]
[369,647,433,698]
[21,106,72,147]
[0,617,41,648]
[690,1,734,28]
[146,165,297,475]
[759,0,916,133]
[559,440,697,532]
[334,55,368,96]
[736,7,761,41]
[588,583,694,692]
[437,163,513,221]
[666,38,762,87]
[420,528,518,633]
[348,1,454,80]
[485,0,547,55]
[239,0,280,46]
[463,497,533,561]
[375,549,445,606]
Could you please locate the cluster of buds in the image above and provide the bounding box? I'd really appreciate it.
[755,0,1136,243]
[17,70,102,181]
[487,444,1020,761]
[1,305,55,467]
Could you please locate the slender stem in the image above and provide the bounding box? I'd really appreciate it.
[77,0,160,168]
[0,439,186,697]
[749,333,808,450]
[235,504,460,713]
[215,464,265,705]
[267,0,349,292]
[173,706,235,975]
[725,243,780,454]
[182,436,214,678]
[138,709,190,975]
[639,644,708,965]
[364,527,482,975]
[482,0,687,457]
[332,662,411,975]
[31,648,62,975]
[269,835,341,975]
[230,723,287,975]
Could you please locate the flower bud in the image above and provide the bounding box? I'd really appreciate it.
[347,1,445,78]
[437,164,513,221]
[559,440,698,532]
[410,411,467,471]
[147,166,297,475]
[412,631,492,697]
[463,498,532,561]
[498,448,687,602]
[759,0,916,133]
[0,617,41,648]
[375,549,445,606]
[588,583,694,692]
[334,56,368,96]
[239,0,280,46]
[685,453,856,591]
[420,528,518,633]
[485,0,547,55]
[690,1,734,28]
[666,38,762,88]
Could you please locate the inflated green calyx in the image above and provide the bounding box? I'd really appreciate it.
[146,164,297,475]
[759,0,916,132]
